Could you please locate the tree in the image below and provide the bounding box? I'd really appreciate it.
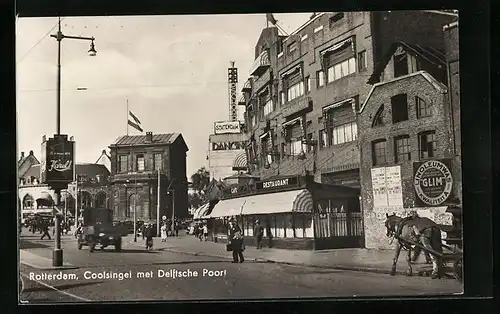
[190,167,210,194]
[188,192,203,209]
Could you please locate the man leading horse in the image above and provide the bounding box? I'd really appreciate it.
[384,210,443,279]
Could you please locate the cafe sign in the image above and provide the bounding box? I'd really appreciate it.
[413,159,453,206]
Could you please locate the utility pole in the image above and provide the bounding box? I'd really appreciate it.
[133,172,137,242]
[156,168,160,236]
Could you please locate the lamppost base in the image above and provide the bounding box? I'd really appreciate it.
[52,249,63,267]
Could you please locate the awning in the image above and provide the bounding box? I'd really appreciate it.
[280,64,302,78]
[208,197,247,218]
[193,203,211,220]
[322,98,354,112]
[241,189,314,215]
[282,117,302,127]
[320,38,353,58]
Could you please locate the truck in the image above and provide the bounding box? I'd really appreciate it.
[77,208,129,252]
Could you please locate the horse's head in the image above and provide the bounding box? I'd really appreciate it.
[384,212,400,237]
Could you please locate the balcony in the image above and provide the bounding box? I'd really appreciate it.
[281,96,312,118]
[241,79,252,93]
[249,50,271,77]
[252,70,271,96]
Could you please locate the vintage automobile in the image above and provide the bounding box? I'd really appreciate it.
[77,208,128,252]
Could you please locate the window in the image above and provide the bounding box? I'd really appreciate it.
[287,81,304,102]
[306,133,314,153]
[263,99,274,116]
[372,104,384,127]
[394,135,411,162]
[372,139,387,166]
[394,51,409,78]
[301,34,308,41]
[136,154,145,172]
[305,76,311,92]
[252,114,256,126]
[327,122,357,146]
[118,155,128,173]
[280,92,285,104]
[327,57,356,83]
[153,153,162,170]
[391,94,409,123]
[358,50,367,71]
[314,25,324,34]
[319,130,327,149]
[290,139,303,155]
[317,70,324,87]
[287,42,297,54]
[416,96,432,118]
[329,13,344,26]
[419,131,436,159]
[408,54,420,73]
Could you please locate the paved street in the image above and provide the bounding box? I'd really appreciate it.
[18,229,462,303]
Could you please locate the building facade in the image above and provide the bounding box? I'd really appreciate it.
[108,132,189,221]
[208,131,248,181]
[242,11,456,190]
[358,23,460,248]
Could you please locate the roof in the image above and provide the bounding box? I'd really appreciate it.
[111,133,180,146]
[368,41,446,85]
[359,71,448,113]
[20,163,110,180]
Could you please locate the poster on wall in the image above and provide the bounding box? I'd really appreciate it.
[385,166,403,207]
[370,167,388,207]
[370,166,403,208]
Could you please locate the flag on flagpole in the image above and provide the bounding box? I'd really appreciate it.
[266,13,278,25]
[128,111,143,132]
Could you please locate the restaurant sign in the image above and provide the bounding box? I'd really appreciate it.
[40,134,75,189]
[214,121,241,134]
[413,159,453,206]
[256,176,299,191]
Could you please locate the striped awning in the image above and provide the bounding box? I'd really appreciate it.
[232,152,248,171]
[241,189,314,215]
[193,202,211,220]
[208,197,246,218]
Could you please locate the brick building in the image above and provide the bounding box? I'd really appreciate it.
[108,132,189,221]
[357,20,460,249]
[242,11,456,188]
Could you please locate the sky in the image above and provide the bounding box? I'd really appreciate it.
[16,13,313,177]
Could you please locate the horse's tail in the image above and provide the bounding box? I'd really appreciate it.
[431,226,443,253]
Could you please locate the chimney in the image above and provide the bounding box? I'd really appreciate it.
[145,132,153,142]
[29,150,33,156]
[20,152,25,160]
[101,149,106,155]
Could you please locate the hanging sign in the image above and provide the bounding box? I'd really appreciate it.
[214,121,241,134]
[40,134,75,189]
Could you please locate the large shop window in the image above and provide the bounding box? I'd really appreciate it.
[118,155,129,173]
[328,122,357,146]
[372,139,387,166]
[394,135,411,162]
[136,154,145,172]
[287,81,305,102]
[419,131,436,159]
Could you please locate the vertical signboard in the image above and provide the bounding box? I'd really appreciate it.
[228,61,238,122]
[40,134,75,189]
[370,167,387,207]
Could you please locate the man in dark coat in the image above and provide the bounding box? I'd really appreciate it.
[254,220,264,249]
[40,221,51,240]
[144,223,155,250]
[228,220,244,263]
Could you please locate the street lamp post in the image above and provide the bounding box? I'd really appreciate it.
[49,16,96,267]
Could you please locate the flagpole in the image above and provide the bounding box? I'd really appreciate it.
[126,97,129,136]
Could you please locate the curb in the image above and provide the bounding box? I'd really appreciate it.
[21,261,79,271]
[125,241,407,276]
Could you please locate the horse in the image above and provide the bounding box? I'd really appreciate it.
[384,213,444,279]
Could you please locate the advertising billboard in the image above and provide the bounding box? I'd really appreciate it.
[413,159,453,206]
[40,134,75,189]
[214,121,241,135]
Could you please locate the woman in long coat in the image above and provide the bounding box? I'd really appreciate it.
[228,220,244,263]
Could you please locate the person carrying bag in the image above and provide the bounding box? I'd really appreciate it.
[228,219,244,263]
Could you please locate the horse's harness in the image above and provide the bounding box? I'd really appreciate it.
[388,217,418,249]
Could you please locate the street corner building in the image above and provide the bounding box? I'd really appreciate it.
[202,175,363,250]
[108,132,189,221]
[236,11,460,251]
[358,21,461,249]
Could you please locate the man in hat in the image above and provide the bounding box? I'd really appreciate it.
[254,219,264,249]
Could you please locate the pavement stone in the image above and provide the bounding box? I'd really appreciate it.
[123,235,434,276]
[20,249,78,270]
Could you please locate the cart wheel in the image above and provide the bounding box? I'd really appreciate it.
[453,259,462,282]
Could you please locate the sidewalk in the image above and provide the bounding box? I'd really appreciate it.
[20,250,78,270]
[124,235,435,276]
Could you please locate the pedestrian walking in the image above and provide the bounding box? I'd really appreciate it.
[40,221,51,240]
[161,223,167,242]
[145,223,154,250]
[198,224,204,241]
[202,223,208,241]
[228,219,244,263]
[254,220,264,249]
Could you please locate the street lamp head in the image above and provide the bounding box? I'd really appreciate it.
[88,41,97,56]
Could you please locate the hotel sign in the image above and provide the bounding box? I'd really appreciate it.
[413,159,453,206]
[281,96,311,118]
[214,121,241,134]
[256,176,299,191]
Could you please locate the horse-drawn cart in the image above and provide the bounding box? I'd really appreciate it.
[395,235,463,282]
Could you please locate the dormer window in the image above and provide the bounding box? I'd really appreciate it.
[394,47,420,78]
